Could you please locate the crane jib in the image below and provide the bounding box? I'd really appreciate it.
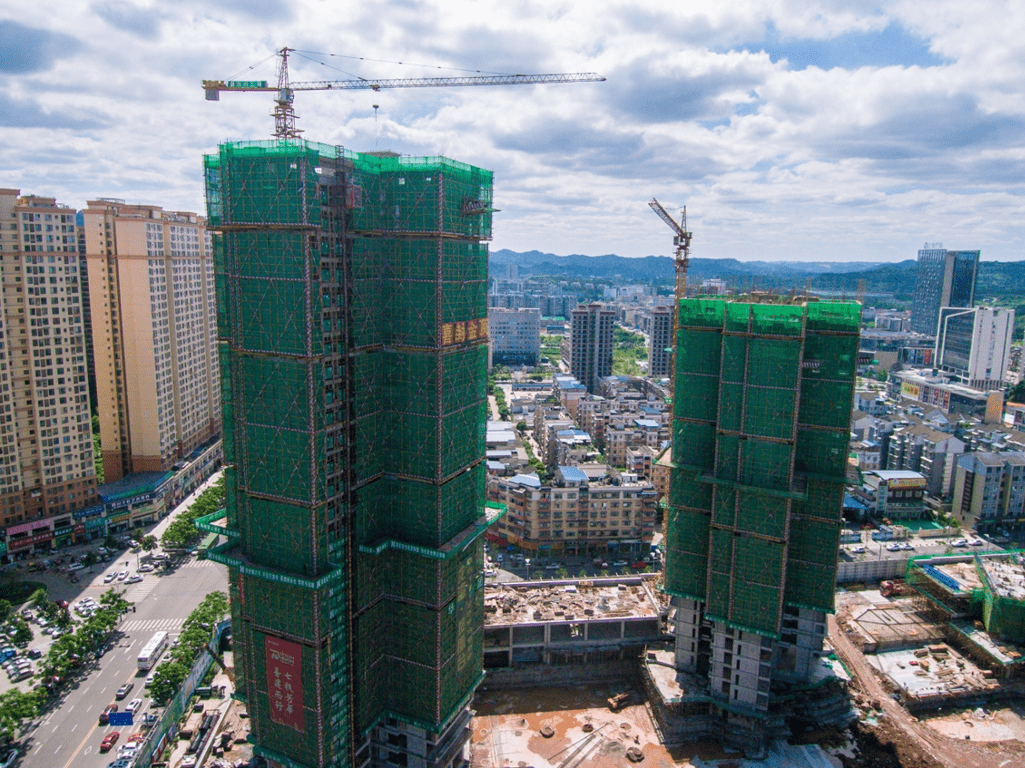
[287,74,606,91]
[204,48,605,138]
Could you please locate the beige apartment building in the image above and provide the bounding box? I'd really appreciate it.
[487,465,657,557]
[83,200,220,482]
[0,190,96,528]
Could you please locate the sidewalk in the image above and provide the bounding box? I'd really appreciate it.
[163,651,251,768]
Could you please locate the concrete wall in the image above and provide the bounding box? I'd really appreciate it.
[837,557,909,583]
[482,659,638,688]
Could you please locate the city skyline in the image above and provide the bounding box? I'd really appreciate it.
[2,2,1025,263]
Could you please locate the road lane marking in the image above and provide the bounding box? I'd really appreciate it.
[59,718,100,768]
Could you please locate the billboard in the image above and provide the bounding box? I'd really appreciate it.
[265,636,304,732]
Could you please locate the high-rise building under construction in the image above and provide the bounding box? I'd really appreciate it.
[665,297,859,754]
[203,139,502,768]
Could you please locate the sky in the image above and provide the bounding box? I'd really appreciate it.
[1,0,1024,263]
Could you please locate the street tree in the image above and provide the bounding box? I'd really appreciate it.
[30,588,49,610]
[149,660,188,706]
[9,618,31,646]
[0,689,41,743]
[98,588,132,616]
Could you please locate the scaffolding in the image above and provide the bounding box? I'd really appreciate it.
[666,298,860,637]
[205,138,497,768]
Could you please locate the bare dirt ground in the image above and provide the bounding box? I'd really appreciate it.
[920,701,1025,743]
[829,611,1025,768]
[471,683,742,768]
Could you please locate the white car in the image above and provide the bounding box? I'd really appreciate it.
[138,564,155,573]
[902,542,915,551]
[126,697,143,713]
[117,570,129,581]
[126,574,143,584]
[117,743,140,759]
[851,545,866,554]
[951,538,968,548]
[886,543,902,552]
[970,538,985,546]
[612,560,628,567]
[104,572,117,583]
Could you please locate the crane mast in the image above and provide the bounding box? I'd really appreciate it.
[204,47,606,138]
[648,197,692,309]
[648,197,693,409]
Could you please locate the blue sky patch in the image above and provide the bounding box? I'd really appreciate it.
[729,22,948,71]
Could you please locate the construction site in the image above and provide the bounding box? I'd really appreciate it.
[482,576,662,672]
[824,551,1025,768]
[203,138,501,768]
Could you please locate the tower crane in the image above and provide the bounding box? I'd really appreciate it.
[648,198,692,303]
[203,47,606,138]
[648,198,693,400]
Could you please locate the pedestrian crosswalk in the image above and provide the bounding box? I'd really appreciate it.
[125,578,158,602]
[178,558,221,569]
[121,617,184,633]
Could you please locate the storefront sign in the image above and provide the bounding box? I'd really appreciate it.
[6,519,52,537]
[886,478,924,489]
[73,524,86,535]
[73,505,104,520]
[265,636,304,732]
[107,493,153,511]
[85,518,107,531]
[10,532,53,550]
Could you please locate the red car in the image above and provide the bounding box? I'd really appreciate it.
[100,731,120,752]
[98,704,118,725]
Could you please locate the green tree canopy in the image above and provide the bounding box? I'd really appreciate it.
[0,688,41,742]
[161,477,225,550]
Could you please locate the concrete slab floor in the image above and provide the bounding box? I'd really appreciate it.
[471,683,740,768]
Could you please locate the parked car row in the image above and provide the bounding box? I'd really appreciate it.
[885,542,916,552]
[951,537,985,548]
[73,597,101,616]
[3,652,33,682]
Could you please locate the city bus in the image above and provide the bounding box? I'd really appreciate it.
[137,631,170,671]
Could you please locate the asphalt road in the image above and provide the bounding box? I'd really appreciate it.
[18,555,227,768]
[9,471,228,768]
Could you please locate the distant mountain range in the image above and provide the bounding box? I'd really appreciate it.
[489,250,1025,298]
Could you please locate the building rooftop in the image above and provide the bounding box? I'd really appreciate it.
[868,470,927,481]
[507,474,542,489]
[557,466,588,484]
[97,471,171,502]
[930,559,984,592]
[484,578,661,627]
[979,554,1025,601]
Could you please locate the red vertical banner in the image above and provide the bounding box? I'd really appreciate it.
[265,636,305,731]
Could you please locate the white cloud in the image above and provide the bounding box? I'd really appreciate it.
[0,0,1023,262]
